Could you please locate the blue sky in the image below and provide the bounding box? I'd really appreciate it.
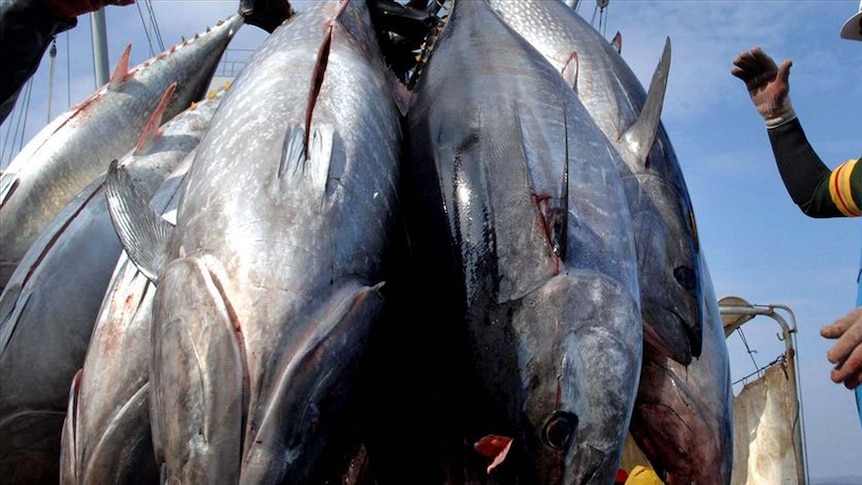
[1,0,860,481]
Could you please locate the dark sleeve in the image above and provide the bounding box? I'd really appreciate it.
[767,117,861,218]
[0,0,76,124]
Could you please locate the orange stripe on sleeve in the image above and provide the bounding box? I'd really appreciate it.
[829,159,860,217]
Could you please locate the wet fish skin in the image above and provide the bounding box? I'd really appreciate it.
[0,87,226,485]
[405,0,641,482]
[58,156,193,485]
[487,0,703,366]
[0,14,242,290]
[106,0,402,482]
[628,252,733,485]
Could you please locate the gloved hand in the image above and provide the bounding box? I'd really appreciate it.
[821,307,862,389]
[42,0,135,19]
[238,0,294,34]
[731,46,796,128]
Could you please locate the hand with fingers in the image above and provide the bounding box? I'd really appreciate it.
[821,307,862,389]
[731,46,796,128]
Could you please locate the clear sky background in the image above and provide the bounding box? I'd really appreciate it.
[1,0,860,481]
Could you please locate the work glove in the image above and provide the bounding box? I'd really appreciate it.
[238,0,294,34]
[41,1,135,19]
[821,307,862,389]
[731,46,796,128]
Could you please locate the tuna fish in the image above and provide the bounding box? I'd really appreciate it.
[403,0,641,482]
[487,0,704,366]
[59,156,194,485]
[0,85,226,485]
[0,14,242,290]
[105,0,402,482]
[628,252,734,485]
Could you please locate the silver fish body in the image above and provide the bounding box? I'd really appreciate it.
[106,0,402,482]
[628,252,733,485]
[0,88,225,485]
[0,14,242,290]
[405,0,641,482]
[59,157,192,485]
[488,0,703,365]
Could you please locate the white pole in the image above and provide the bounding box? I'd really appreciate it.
[90,9,110,88]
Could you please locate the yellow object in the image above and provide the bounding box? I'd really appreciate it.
[625,465,664,485]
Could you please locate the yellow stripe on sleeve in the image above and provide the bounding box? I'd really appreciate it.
[829,159,861,217]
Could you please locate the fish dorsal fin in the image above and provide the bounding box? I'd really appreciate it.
[561,51,579,91]
[621,36,671,169]
[134,83,177,155]
[611,31,622,54]
[105,159,175,284]
[108,44,133,90]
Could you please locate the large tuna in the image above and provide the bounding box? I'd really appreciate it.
[0,14,242,290]
[0,84,226,485]
[403,0,641,482]
[105,0,402,482]
[628,252,734,485]
[59,155,194,485]
[487,0,704,366]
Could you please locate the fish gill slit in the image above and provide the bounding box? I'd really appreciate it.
[206,267,251,436]
[305,26,335,152]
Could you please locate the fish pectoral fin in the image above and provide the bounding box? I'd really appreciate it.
[276,122,336,199]
[561,51,579,91]
[620,36,670,167]
[60,369,83,484]
[105,159,174,284]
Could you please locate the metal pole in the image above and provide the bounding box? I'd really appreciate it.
[90,9,110,88]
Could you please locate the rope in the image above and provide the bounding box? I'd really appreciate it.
[145,0,165,52]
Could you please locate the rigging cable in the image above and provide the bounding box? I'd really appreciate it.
[66,30,71,109]
[135,1,157,56]
[145,0,166,52]
[47,38,57,124]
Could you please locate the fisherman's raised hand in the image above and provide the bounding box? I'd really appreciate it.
[731,46,796,128]
[42,0,135,19]
[820,307,862,389]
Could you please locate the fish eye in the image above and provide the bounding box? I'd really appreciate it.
[542,411,578,450]
[674,266,696,290]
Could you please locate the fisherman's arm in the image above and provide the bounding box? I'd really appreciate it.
[767,119,861,218]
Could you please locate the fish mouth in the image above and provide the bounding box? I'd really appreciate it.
[643,306,694,366]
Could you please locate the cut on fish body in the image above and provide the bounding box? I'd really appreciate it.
[403,0,641,482]
[0,14,242,290]
[105,0,403,482]
[488,0,703,366]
